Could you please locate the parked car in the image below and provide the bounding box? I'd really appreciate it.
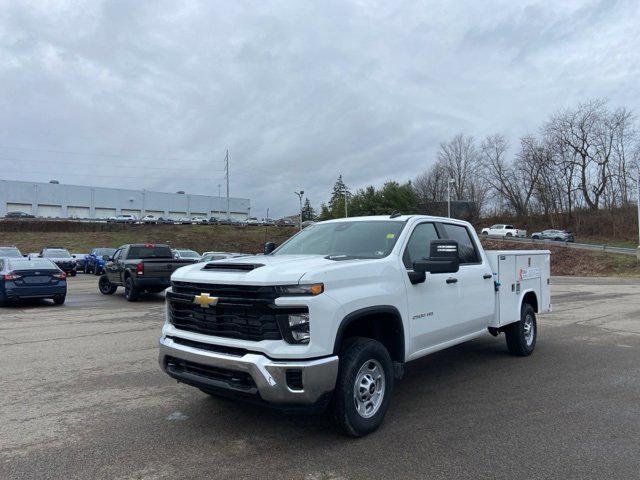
[141,215,160,224]
[176,217,192,225]
[4,211,35,219]
[172,249,202,261]
[276,218,295,227]
[0,246,23,258]
[72,253,88,270]
[98,243,198,301]
[108,214,138,224]
[207,216,220,225]
[245,217,260,226]
[199,251,250,262]
[39,247,77,276]
[84,248,117,275]
[0,257,67,306]
[191,216,208,225]
[480,224,526,238]
[158,217,175,225]
[159,215,551,436]
[301,220,316,228]
[531,229,574,242]
[262,218,276,226]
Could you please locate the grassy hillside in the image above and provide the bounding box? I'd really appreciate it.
[480,239,640,277]
[0,220,637,277]
[0,221,298,254]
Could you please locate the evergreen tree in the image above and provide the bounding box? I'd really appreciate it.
[301,198,316,221]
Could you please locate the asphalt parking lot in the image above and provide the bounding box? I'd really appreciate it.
[1,275,639,480]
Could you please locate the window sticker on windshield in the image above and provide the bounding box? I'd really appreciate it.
[386,233,395,239]
[375,250,385,256]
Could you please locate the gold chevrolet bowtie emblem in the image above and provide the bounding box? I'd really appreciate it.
[193,293,218,308]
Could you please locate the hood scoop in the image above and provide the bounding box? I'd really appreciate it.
[202,263,264,272]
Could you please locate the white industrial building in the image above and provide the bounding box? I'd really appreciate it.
[0,179,250,221]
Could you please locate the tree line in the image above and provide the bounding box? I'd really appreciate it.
[313,98,639,222]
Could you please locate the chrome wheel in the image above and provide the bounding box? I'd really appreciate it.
[523,314,535,347]
[353,359,385,419]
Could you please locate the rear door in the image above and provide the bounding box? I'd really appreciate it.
[439,222,495,333]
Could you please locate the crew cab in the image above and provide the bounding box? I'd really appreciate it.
[481,224,526,238]
[159,215,550,436]
[98,243,197,301]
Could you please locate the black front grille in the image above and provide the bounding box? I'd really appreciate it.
[165,356,256,392]
[168,336,248,357]
[168,282,302,342]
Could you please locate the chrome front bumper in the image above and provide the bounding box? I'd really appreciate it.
[159,336,339,405]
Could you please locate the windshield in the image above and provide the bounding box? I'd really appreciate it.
[9,258,58,270]
[44,249,71,258]
[0,247,22,257]
[94,248,116,256]
[273,221,405,258]
[178,250,200,258]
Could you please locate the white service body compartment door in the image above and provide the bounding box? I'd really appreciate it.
[497,254,519,326]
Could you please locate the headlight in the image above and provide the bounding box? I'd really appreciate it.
[288,313,310,343]
[275,283,324,296]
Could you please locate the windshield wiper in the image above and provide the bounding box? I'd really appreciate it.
[324,254,376,261]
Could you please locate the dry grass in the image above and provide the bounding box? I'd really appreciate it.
[0,223,297,254]
[480,239,640,277]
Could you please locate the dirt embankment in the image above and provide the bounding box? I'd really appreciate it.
[480,239,640,277]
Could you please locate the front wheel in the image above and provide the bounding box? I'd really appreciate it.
[53,294,66,305]
[332,337,394,437]
[506,233,513,237]
[70,270,77,277]
[505,303,537,356]
[98,275,117,295]
[481,231,488,236]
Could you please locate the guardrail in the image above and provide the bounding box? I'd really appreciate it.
[481,235,638,257]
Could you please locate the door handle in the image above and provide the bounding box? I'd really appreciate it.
[446,277,458,284]
[483,274,493,279]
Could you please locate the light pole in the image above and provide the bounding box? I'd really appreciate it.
[636,169,640,260]
[217,184,221,217]
[447,178,455,218]
[294,191,304,230]
[266,207,270,220]
[343,187,348,218]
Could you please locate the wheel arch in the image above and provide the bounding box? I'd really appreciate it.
[520,290,539,313]
[333,306,405,363]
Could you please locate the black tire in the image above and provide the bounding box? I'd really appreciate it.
[554,237,562,242]
[505,303,537,356]
[481,231,488,236]
[53,294,66,305]
[506,232,513,237]
[94,266,102,276]
[98,275,117,295]
[124,276,139,302]
[70,270,77,277]
[332,337,394,437]
[84,263,90,274]
[532,235,540,240]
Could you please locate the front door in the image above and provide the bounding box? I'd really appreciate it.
[402,222,459,356]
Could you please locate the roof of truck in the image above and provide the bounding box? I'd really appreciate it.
[319,215,470,225]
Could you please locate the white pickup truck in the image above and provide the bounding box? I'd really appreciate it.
[159,215,550,436]
[481,224,527,238]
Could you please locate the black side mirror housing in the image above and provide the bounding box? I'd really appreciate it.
[264,242,277,254]
[413,240,460,275]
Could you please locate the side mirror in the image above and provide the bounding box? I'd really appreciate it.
[264,242,277,254]
[413,240,460,274]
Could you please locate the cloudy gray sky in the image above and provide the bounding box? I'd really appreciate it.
[1,0,639,217]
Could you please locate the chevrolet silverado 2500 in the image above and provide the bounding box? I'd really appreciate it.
[159,215,550,436]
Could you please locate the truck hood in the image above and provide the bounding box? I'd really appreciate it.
[171,254,355,285]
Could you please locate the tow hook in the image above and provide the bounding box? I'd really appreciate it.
[487,327,500,337]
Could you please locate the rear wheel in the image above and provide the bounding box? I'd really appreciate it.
[98,275,117,295]
[332,337,393,437]
[481,231,488,236]
[554,237,562,242]
[53,294,66,305]
[124,277,139,302]
[505,303,537,356]
[506,232,513,237]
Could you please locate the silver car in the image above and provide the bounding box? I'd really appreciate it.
[531,229,574,242]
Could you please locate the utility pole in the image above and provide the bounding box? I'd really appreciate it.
[225,150,230,220]
[266,207,270,220]
[447,178,455,218]
[295,191,304,230]
[217,184,221,216]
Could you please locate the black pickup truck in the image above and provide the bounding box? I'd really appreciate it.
[98,243,197,301]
